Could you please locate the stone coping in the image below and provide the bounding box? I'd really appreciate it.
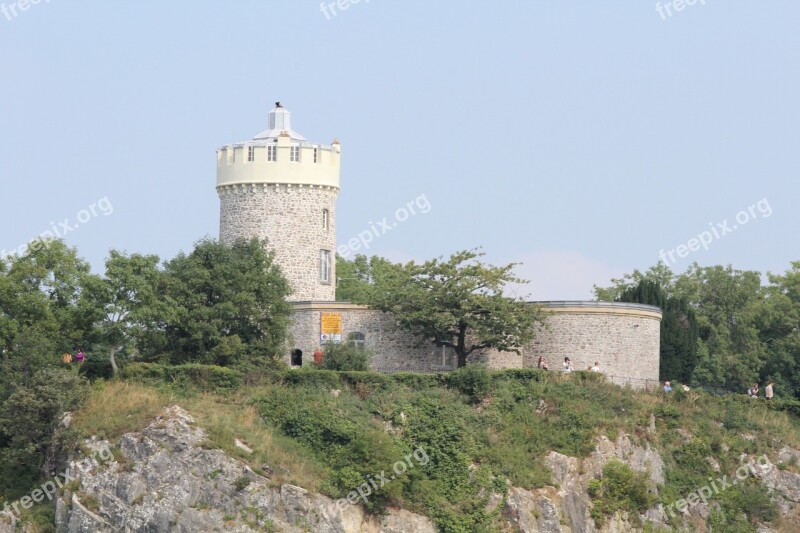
[534,300,662,319]
[291,300,662,319]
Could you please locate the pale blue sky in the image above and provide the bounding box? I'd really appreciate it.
[1,1,797,299]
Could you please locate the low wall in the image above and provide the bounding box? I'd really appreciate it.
[286,301,662,389]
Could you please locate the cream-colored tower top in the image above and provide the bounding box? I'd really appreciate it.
[216,102,341,189]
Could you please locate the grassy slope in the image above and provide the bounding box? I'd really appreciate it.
[69,369,800,533]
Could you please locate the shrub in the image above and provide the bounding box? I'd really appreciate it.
[719,480,777,525]
[122,362,167,383]
[233,476,252,491]
[389,372,443,389]
[279,368,341,389]
[122,363,242,391]
[254,386,404,512]
[445,364,490,404]
[589,461,655,527]
[492,368,547,383]
[654,404,682,428]
[169,364,242,391]
[319,343,372,371]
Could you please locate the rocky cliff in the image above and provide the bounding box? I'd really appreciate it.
[45,406,800,533]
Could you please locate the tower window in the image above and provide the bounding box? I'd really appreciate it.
[313,147,318,163]
[291,146,300,162]
[232,148,236,163]
[267,145,277,162]
[320,250,331,283]
[322,209,329,230]
[247,146,255,162]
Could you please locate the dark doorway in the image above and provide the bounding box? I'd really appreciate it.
[291,349,303,366]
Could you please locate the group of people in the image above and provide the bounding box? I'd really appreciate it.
[62,349,86,364]
[748,382,774,400]
[536,356,601,373]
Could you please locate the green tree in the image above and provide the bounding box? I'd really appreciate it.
[335,253,394,302]
[0,369,87,498]
[615,280,699,383]
[599,262,768,392]
[0,241,97,376]
[675,264,765,391]
[348,249,544,368]
[86,251,173,377]
[593,262,676,301]
[758,262,800,399]
[0,243,94,497]
[161,238,291,367]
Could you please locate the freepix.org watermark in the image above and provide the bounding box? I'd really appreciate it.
[658,198,772,267]
[1,0,52,22]
[337,194,431,258]
[320,0,370,20]
[1,444,113,519]
[656,0,707,21]
[334,446,429,508]
[1,196,113,259]
[664,454,772,518]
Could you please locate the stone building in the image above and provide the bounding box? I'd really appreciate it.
[216,103,662,388]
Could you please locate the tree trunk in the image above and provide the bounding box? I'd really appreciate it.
[456,323,468,367]
[109,346,119,378]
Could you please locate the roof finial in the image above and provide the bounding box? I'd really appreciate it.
[275,101,283,108]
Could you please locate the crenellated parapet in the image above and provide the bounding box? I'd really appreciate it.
[216,137,341,190]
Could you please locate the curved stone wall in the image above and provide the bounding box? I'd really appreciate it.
[219,184,338,301]
[525,302,662,389]
[287,301,662,389]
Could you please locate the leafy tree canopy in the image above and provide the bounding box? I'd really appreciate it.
[338,250,544,367]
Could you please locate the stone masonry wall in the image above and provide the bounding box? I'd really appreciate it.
[526,310,662,389]
[219,184,337,302]
[289,308,458,372]
[287,303,662,388]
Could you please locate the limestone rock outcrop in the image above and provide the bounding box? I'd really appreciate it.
[502,435,668,533]
[54,406,436,533]
[50,406,800,532]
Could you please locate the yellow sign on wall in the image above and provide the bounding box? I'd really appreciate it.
[321,312,342,344]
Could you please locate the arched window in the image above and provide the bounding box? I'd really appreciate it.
[347,332,366,349]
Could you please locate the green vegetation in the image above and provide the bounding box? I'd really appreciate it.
[318,341,372,371]
[0,237,288,500]
[589,461,656,527]
[65,368,800,532]
[596,261,800,398]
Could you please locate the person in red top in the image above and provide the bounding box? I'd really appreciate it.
[313,348,324,366]
[74,349,86,363]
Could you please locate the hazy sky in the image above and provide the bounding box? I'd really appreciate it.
[1,1,797,300]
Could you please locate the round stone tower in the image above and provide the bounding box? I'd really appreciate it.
[216,102,340,302]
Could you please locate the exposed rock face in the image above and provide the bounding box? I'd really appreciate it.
[55,406,436,533]
[50,406,800,532]
[503,434,668,533]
